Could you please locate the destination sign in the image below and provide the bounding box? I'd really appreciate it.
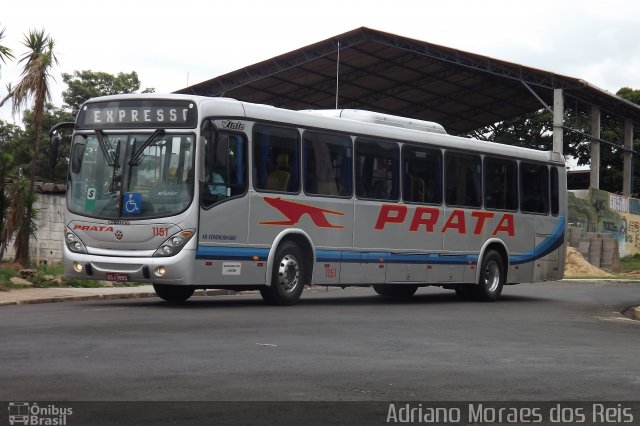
[77,99,198,129]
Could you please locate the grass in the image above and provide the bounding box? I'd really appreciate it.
[619,254,640,274]
[0,261,143,291]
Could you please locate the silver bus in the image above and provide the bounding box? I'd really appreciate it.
[52,94,566,305]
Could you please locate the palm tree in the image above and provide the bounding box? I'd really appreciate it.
[0,25,14,69]
[0,29,57,266]
[0,25,13,262]
[0,172,28,261]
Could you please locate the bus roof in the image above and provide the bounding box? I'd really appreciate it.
[82,94,565,165]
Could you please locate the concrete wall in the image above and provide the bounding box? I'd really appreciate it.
[2,193,65,265]
[569,188,640,259]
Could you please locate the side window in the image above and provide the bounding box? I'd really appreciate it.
[403,145,442,204]
[551,166,559,215]
[303,131,352,197]
[202,131,247,208]
[445,151,482,208]
[520,162,549,214]
[253,125,300,193]
[355,139,399,201]
[484,157,518,210]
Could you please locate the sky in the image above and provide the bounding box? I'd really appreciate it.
[1,0,639,125]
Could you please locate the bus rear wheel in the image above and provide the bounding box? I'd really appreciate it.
[373,284,418,298]
[474,250,505,301]
[260,241,305,306]
[153,284,195,303]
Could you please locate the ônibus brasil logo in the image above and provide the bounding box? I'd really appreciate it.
[8,402,73,425]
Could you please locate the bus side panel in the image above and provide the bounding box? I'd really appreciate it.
[386,263,427,283]
[533,213,564,282]
[250,192,354,283]
[509,213,537,283]
[353,201,444,285]
[194,196,267,286]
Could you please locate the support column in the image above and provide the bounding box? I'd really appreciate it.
[590,106,601,189]
[553,89,564,154]
[622,119,634,196]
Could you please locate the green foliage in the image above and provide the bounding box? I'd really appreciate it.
[0,175,37,262]
[19,105,74,183]
[62,70,149,115]
[619,253,640,273]
[617,87,640,105]
[0,24,14,68]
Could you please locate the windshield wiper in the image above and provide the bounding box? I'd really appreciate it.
[109,139,121,193]
[129,129,165,166]
[95,130,115,165]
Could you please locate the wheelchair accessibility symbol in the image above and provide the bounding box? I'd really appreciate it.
[123,192,142,215]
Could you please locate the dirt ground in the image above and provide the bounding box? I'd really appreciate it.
[564,246,614,277]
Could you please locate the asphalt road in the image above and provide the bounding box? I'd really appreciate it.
[1,281,639,403]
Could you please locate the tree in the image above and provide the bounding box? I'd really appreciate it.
[0,174,31,261]
[467,87,640,195]
[0,24,14,73]
[19,104,74,183]
[0,120,25,252]
[62,70,154,115]
[0,29,57,267]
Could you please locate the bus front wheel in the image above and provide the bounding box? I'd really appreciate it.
[153,284,195,303]
[260,241,305,306]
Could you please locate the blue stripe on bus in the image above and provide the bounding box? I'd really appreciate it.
[195,246,270,260]
[196,216,565,265]
[509,216,565,265]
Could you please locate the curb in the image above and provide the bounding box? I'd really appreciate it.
[0,289,239,307]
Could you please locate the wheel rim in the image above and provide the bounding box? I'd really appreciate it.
[277,254,300,293]
[483,260,500,292]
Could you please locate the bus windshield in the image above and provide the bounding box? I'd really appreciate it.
[67,131,195,219]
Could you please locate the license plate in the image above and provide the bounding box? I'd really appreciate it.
[106,272,129,281]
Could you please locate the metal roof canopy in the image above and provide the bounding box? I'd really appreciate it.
[176,27,640,136]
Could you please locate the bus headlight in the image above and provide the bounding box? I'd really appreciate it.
[65,230,87,254]
[153,230,194,257]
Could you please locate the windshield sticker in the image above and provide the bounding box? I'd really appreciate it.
[85,187,96,211]
[122,192,142,215]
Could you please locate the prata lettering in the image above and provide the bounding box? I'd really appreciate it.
[73,225,115,232]
[374,205,515,236]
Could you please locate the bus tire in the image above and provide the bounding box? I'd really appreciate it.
[373,284,418,298]
[153,284,195,303]
[261,241,305,306]
[474,249,505,301]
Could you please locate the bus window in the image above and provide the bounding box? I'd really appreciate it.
[484,157,518,211]
[355,139,399,201]
[520,162,549,214]
[445,151,481,208]
[253,125,300,193]
[202,131,247,208]
[551,166,559,215]
[402,145,442,204]
[303,131,352,197]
